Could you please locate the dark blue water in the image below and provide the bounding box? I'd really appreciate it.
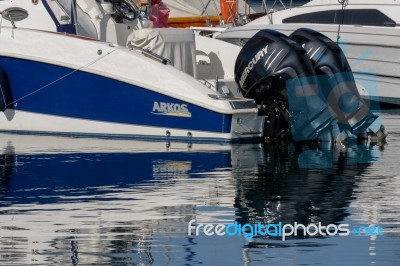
[0,110,400,265]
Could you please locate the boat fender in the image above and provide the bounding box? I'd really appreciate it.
[220,0,237,23]
[0,68,13,112]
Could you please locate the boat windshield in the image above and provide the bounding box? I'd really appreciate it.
[45,0,73,25]
[48,1,149,21]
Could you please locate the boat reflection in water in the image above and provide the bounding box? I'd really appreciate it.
[0,133,386,265]
[234,141,382,228]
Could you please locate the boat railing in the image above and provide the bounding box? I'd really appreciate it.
[198,0,258,26]
[258,0,315,24]
[200,0,224,26]
[264,0,293,11]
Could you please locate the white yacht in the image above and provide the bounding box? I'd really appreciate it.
[0,1,265,142]
[216,0,400,105]
[0,0,387,142]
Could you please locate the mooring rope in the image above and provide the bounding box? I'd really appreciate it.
[5,48,118,108]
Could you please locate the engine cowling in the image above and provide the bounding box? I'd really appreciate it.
[289,28,379,136]
[235,29,315,102]
[234,29,334,140]
[234,28,386,142]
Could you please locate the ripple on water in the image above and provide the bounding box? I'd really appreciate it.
[0,110,400,265]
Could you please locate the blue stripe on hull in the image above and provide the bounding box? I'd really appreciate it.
[2,151,231,205]
[0,57,232,133]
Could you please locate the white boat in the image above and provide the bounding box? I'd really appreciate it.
[0,0,387,143]
[0,1,265,142]
[219,0,400,105]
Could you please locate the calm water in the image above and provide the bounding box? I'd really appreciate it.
[1,110,400,265]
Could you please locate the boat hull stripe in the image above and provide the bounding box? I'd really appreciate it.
[0,57,232,134]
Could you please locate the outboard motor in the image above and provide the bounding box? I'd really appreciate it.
[289,28,386,141]
[234,29,335,140]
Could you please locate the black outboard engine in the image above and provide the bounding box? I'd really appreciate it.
[234,29,335,140]
[289,28,386,141]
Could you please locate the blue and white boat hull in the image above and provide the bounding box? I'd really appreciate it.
[0,28,263,142]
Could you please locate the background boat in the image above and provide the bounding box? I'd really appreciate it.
[238,0,400,105]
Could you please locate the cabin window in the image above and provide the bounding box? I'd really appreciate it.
[283,10,336,24]
[340,9,396,27]
[283,9,396,27]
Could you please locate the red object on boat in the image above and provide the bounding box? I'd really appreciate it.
[220,0,237,23]
[150,0,170,28]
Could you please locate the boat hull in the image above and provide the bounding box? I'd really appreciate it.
[0,29,263,142]
[0,56,263,142]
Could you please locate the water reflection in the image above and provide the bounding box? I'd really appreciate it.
[234,141,382,229]
[0,134,241,265]
[0,131,397,265]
